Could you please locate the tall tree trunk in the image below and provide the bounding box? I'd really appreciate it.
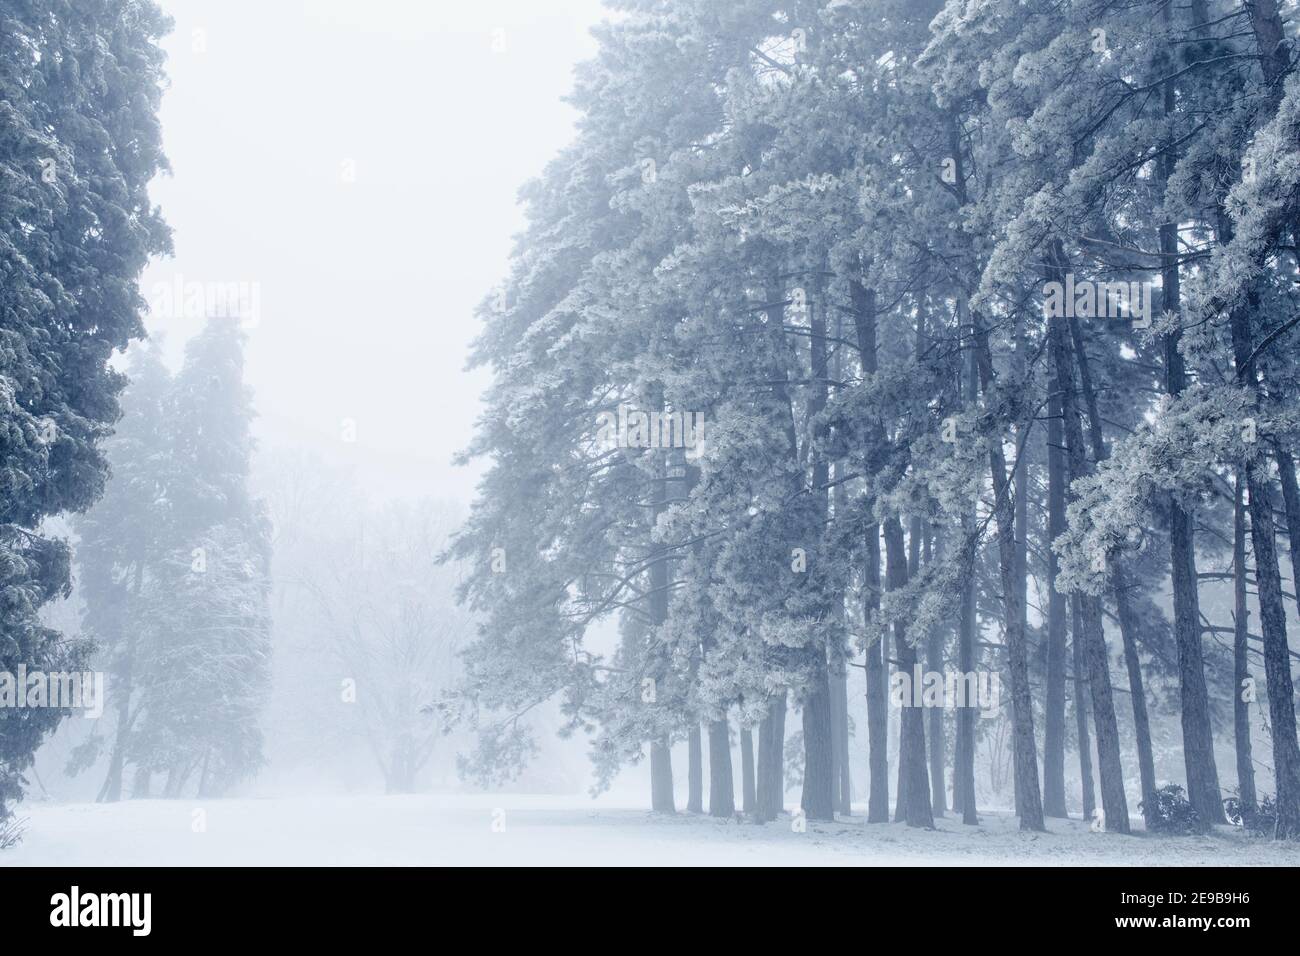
[1043,257,1127,833]
[904,513,925,819]
[1116,581,1161,829]
[1167,495,1224,825]
[1042,382,1069,818]
[953,345,979,824]
[885,516,933,828]
[756,693,788,822]
[1246,0,1291,95]
[1160,279,1224,827]
[969,303,1045,832]
[953,530,978,824]
[102,705,129,804]
[1071,596,1096,821]
[830,299,853,818]
[942,116,981,827]
[1011,312,1029,820]
[801,687,835,822]
[1067,316,1159,826]
[1158,0,1224,832]
[650,739,674,813]
[1233,471,1258,814]
[1220,0,1300,837]
[687,725,703,813]
[753,281,800,825]
[1236,463,1300,838]
[927,527,946,816]
[648,401,675,815]
[864,520,889,823]
[832,671,852,815]
[741,726,757,816]
[708,719,734,817]
[851,279,890,823]
[800,276,835,822]
[1228,304,1300,837]
[101,562,145,804]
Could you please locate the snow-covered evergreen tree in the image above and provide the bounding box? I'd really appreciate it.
[0,0,170,824]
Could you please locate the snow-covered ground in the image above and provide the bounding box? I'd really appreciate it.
[4,794,1298,866]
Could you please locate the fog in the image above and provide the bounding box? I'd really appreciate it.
[144,0,604,503]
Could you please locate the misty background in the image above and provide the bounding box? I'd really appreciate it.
[29,0,614,803]
[146,0,603,502]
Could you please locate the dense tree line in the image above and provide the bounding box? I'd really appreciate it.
[451,0,1300,839]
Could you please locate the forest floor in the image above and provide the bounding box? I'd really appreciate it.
[4,793,1298,866]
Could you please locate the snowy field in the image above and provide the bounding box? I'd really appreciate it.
[4,795,1298,867]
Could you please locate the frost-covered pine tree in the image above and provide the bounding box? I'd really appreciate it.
[0,0,170,826]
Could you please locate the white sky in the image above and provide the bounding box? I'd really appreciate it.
[142,0,608,504]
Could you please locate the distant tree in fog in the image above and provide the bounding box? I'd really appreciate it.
[304,501,470,794]
[75,320,272,800]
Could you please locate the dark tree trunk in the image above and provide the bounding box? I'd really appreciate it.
[940,119,980,828]
[864,520,889,823]
[756,693,787,822]
[905,514,927,819]
[1168,496,1224,825]
[953,530,978,824]
[1163,333,1225,827]
[801,687,835,821]
[1071,597,1097,821]
[101,563,144,804]
[651,740,674,813]
[1233,471,1257,814]
[927,528,946,816]
[831,669,852,815]
[970,304,1045,832]
[1067,316,1158,825]
[708,719,734,817]
[799,278,835,822]
[829,305,853,818]
[1221,227,1300,836]
[740,726,756,816]
[1042,383,1069,818]
[647,418,675,815]
[1246,0,1291,93]
[851,279,890,824]
[687,725,703,813]
[102,710,129,804]
[1043,264,1127,833]
[1116,584,1161,829]
[1212,30,1300,829]
[1011,314,1029,821]
[885,517,933,828]
[1158,0,1223,831]
[1236,464,1300,838]
[952,347,979,824]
